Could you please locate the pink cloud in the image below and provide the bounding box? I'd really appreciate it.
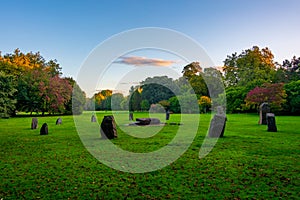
[115,56,177,67]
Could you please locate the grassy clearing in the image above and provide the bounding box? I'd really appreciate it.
[0,112,299,199]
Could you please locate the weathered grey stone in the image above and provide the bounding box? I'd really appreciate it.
[267,113,277,132]
[31,117,38,129]
[100,116,118,139]
[208,106,227,138]
[40,123,48,135]
[129,112,134,121]
[91,115,97,122]
[259,103,270,125]
[56,118,62,125]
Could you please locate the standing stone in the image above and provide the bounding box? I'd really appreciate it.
[91,114,97,122]
[31,117,38,129]
[259,103,270,125]
[56,118,62,125]
[166,110,170,120]
[100,116,118,139]
[40,123,48,135]
[266,113,277,132]
[129,112,134,121]
[208,106,227,138]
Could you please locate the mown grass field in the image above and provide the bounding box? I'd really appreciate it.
[0,112,299,199]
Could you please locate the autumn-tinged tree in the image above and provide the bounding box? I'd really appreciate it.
[223,46,276,88]
[245,83,286,111]
[1,49,79,115]
[94,90,113,110]
[198,96,211,113]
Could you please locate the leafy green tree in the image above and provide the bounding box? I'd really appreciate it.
[274,56,300,83]
[284,80,300,114]
[129,89,142,111]
[140,99,150,111]
[64,77,86,115]
[225,87,248,113]
[169,96,180,113]
[182,62,208,97]
[111,93,125,111]
[182,62,202,78]
[0,72,17,117]
[140,76,178,104]
[223,46,276,88]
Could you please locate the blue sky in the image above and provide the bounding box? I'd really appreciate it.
[1,0,299,95]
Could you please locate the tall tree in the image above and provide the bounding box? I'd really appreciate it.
[223,46,276,88]
[284,80,300,114]
[0,72,17,117]
[140,76,177,104]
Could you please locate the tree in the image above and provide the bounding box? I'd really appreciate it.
[275,56,300,83]
[140,99,150,111]
[225,87,248,113]
[182,62,202,78]
[94,90,112,110]
[198,96,211,113]
[140,76,177,104]
[0,72,17,117]
[182,62,208,97]
[111,93,124,111]
[40,75,72,114]
[129,89,142,111]
[64,77,86,115]
[245,83,287,111]
[284,80,300,114]
[169,96,180,113]
[223,46,276,88]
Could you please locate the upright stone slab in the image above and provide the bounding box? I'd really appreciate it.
[208,106,227,138]
[259,103,270,125]
[40,123,48,135]
[56,118,62,125]
[100,116,118,139]
[91,114,97,122]
[166,110,170,120]
[266,113,277,132]
[129,112,134,121]
[31,117,38,129]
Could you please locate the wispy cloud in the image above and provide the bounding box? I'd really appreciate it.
[114,56,177,67]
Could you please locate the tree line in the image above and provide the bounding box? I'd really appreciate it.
[86,46,299,115]
[1,46,299,117]
[0,49,86,117]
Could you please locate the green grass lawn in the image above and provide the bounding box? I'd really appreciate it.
[0,112,299,199]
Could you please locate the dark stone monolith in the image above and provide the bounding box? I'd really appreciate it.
[40,123,48,135]
[100,116,118,139]
[259,103,270,125]
[31,117,38,129]
[208,106,227,138]
[56,118,62,125]
[267,113,277,132]
[166,110,170,120]
[135,118,161,126]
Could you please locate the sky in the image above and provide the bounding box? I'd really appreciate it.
[1,0,299,96]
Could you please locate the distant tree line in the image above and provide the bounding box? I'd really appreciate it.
[0,49,86,117]
[86,46,299,115]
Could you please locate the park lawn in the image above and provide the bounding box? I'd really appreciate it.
[0,112,299,199]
